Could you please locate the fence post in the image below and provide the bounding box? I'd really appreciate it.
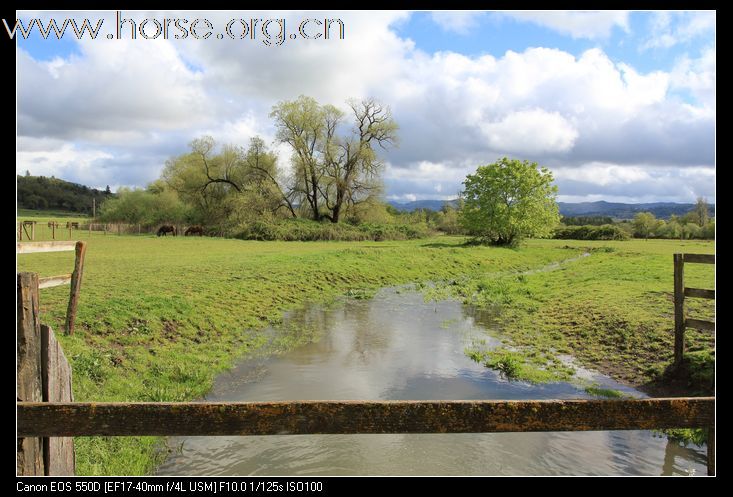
[673,254,685,368]
[707,425,715,476]
[17,272,44,475]
[41,325,75,475]
[65,241,87,335]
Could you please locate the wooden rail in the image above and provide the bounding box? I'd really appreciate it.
[17,241,77,253]
[673,253,715,367]
[39,274,72,289]
[17,398,714,438]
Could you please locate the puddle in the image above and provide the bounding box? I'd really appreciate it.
[158,288,706,476]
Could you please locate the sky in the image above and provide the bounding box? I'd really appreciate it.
[15,10,715,203]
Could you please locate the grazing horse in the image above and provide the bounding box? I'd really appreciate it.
[185,225,204,236]
[157,225,176,237]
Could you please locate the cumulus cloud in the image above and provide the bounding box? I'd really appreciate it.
[554,164,715,203]
[501,11,629,39]
[18,40,215,143]
[16,11,715,203]
[481,109,578,154]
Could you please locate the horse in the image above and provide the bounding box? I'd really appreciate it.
[185,225,204,236]
[157,225,176,237]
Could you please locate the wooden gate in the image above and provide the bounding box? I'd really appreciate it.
[673,253,715,367]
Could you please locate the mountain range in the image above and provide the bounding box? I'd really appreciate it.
[388,200,715,220]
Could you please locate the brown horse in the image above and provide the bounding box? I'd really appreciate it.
[157,225,176,237]
[185,225,204,236]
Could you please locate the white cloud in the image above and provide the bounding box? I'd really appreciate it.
[430,12,484,34]
[553,163,652,186]
[18,39,214,143]
[642,11,715,50]
[670,46,716,109]
[502,11,629,39]
[481,109,578,154]
[18,138,113,184]
[554,163,715,203]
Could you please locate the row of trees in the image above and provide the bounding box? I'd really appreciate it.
[101,96,398,232]
[631,205,714,240]
[18,174,112,213]
[95,93,712,246]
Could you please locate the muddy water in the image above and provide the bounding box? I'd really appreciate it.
[158,288,707,476]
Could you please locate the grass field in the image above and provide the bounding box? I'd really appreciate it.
[17,208,90,222]
[16,233,714,475]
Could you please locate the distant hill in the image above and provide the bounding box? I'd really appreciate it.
[556,201,715,220]
[388,199,714,220]
[17,175,113,214]
[388,200,451,212]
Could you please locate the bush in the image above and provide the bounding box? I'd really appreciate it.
[234,219,429,242]
[553,224,629,241]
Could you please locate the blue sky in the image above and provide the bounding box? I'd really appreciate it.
[16,10,715,203]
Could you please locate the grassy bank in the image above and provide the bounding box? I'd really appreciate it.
[17,234,714,474]
[450,239,715,393]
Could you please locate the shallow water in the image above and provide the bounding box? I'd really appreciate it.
[158,288,707,476]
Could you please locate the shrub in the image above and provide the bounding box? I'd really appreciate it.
[234,219,429,242]
[553,224,629,241]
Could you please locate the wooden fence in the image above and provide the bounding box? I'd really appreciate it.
[17,273,75,475]
[16,252,715,475]
[17,241,87,335]
[17,222,201,240]
[16,252,717,476]
[674,253,715,367]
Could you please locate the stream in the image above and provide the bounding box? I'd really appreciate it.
[158,288,707,476]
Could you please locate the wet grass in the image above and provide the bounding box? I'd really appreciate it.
[17,232,714,474]
[584,386,626,398]
[441,239,715,393]
[18,233,574,475]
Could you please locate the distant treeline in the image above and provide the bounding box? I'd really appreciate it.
[17,174,112,214]
[560,216,614,226]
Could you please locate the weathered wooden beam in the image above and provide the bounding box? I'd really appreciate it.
[673,254,685,367]
[17,398,714,438]
[40,325,75,476]
[65,241,87,336]
[708,425,715,476]
[683,254,715,264]
[684,287,715,300]
[685,318,715,332]
[17,273,44,475]
[39,274,72,289]
[17,241,77,254]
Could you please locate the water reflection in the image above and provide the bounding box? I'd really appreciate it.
[158,288,707,476]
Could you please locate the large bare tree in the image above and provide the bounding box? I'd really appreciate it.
[271,96,398,223]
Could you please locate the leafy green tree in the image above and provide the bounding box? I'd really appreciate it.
[694,197,709,227]
[683,222,702,239]
[163,136,291,228]
[436,205,462,234]
[633,212,657,239]
[459,158,559,246]
[702,220,715,239]
[99,187,188,226]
